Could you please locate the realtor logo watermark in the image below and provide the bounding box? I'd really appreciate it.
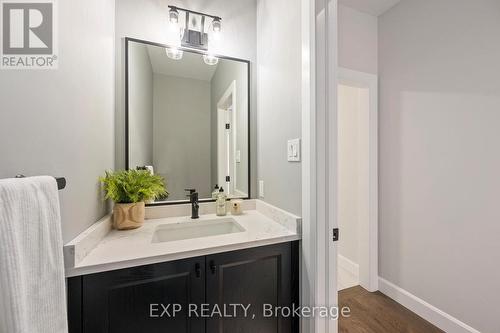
[1,0,58,69]
[150,303,352,320]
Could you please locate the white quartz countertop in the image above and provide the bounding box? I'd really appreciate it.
[64,200,301,277]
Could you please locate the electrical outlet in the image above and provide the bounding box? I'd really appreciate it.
[259,180,264,198]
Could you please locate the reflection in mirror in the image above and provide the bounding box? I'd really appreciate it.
[127,39,250,203]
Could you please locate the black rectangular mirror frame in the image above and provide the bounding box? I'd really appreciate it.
[124,37,251,206]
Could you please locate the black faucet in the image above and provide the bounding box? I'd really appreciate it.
[185,189,199,219]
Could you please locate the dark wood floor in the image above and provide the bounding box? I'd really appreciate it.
[339,286,444,333]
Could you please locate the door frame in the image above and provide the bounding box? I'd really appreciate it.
[217,81,237,195]
[301,0,339,332]
[337,67,379,292]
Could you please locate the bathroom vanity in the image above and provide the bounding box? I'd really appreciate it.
[65,35,302,332]
[68,242,298,333]
[65,200,301,333]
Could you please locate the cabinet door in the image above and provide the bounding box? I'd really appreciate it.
[206,242,298,333]
[81,257,205,333]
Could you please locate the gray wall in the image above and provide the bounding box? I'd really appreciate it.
[128,43,153,168]
[210,60,249,195]
[0,0,115,243]
[116,0,257,199]
[379,1,500,332]
[153,74,212,200]
[256,0,302,215]
[338,4,378,74]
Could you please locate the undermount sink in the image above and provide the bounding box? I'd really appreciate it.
[152,218,245,243]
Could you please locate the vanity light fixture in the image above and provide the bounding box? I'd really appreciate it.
[168,5,222,51]
[203,54,219,66]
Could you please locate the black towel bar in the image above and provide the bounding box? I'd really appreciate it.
[15,175,66,190]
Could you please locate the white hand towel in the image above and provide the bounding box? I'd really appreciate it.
[0,176,68,333]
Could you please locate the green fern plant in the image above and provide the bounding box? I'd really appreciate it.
[99,170,168,203]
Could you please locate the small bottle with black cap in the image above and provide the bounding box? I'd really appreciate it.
[211,184,220,199]
[216,187,227,216]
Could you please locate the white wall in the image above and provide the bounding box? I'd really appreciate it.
[116,0,257,199]
[338,84,361,263]
[379,1,500,332]
[0,0,115,243]
[153,74,212,200]
[256,0,302,215]
[338,5,378,74]
[128,43,153,168]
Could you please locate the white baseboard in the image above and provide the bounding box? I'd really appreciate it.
[338,254,359,280]
[379,278,481,333]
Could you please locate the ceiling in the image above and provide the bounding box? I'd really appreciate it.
[338,0,401,16]
[147,45,218,82]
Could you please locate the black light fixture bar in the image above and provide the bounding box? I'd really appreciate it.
[168,5,222,21]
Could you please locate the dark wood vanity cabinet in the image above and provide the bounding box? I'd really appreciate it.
[67,241,299,333]
[68,257,206,333]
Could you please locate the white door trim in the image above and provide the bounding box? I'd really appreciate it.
[326,2,339,333]
[338,67,379,292]
[301,0,338,332]
[217,81,237,195]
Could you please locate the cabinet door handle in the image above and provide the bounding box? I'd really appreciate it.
[195,263,201,278]
[209,260,216,275]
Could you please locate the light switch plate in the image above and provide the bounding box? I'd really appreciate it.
[235,150,241,163]
[259,180,265,198]
[287,138,301,162]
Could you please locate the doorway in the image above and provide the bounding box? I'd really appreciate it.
[337,67,378,292]
[217,81,237,195]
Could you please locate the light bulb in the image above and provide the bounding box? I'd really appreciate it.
[212,18,221,32]
[166,47,183,60]
[169,8,179,24]
[203,54,218,66]
[211,29,221,42]
[169,22,179,32]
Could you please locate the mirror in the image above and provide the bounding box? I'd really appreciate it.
[126,38,250,204]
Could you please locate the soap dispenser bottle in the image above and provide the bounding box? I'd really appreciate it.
[211,184,220,199]
[216,187,227,216]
